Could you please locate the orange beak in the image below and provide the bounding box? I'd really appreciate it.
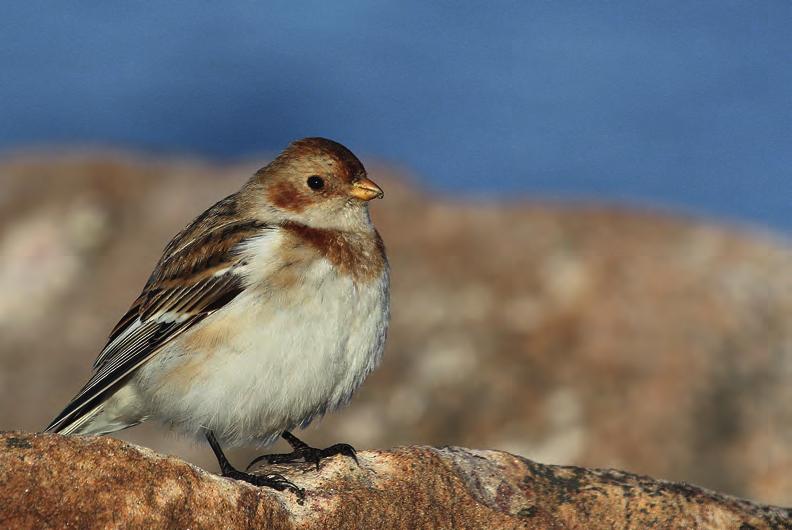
[350,177,384,201]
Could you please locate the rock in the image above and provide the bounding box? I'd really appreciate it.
[2,154,792,506]
[0,432,789,529]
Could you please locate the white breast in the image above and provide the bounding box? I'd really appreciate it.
[134,230,389,446]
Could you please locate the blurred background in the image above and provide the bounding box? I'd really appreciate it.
[1,1,791,506]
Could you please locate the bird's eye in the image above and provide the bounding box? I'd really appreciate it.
[307,175,324,190]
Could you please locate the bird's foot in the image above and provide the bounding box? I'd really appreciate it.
[204,429,304,501]
[246,431,358,471]
[222,467,305,500]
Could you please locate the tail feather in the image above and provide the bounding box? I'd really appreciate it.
[45,382,145,435]
[45,383,114,434]
[47,402,104,435]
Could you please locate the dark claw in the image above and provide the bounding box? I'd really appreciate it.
[224,468,305,500]
[246,433,358,472]
[320,443,358,466]
[246,448,320,471]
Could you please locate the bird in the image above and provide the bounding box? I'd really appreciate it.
[45,137,389,498]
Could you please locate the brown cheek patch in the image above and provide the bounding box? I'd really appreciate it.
[266,180,313,213]
[283,223,386,282]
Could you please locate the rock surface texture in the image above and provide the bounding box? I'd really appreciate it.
[1,432,789,529]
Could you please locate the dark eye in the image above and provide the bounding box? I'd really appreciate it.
[307,175,324,190]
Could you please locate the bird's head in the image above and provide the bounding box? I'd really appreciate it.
[248,137,383,231]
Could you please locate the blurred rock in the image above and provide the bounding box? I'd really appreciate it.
[0,152,791,506]
[0,202,108,329]
[2,432,789,529]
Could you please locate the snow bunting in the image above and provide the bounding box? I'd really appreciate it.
[46,138,389,497]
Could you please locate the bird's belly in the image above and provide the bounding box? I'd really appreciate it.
[135,267,388,446]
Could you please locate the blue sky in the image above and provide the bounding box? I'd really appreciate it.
[1,1,791,230]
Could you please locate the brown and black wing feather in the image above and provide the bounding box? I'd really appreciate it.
[46,194,269,433]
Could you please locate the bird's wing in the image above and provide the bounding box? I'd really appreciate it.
[46,200,271,433]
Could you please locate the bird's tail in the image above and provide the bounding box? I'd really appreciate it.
[45,402,105,435]
[45,383,144,435]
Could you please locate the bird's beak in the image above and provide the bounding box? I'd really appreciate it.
[350,177,384,201]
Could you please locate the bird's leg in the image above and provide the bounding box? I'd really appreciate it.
[246,431,358,471]
[204,430,304,499]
